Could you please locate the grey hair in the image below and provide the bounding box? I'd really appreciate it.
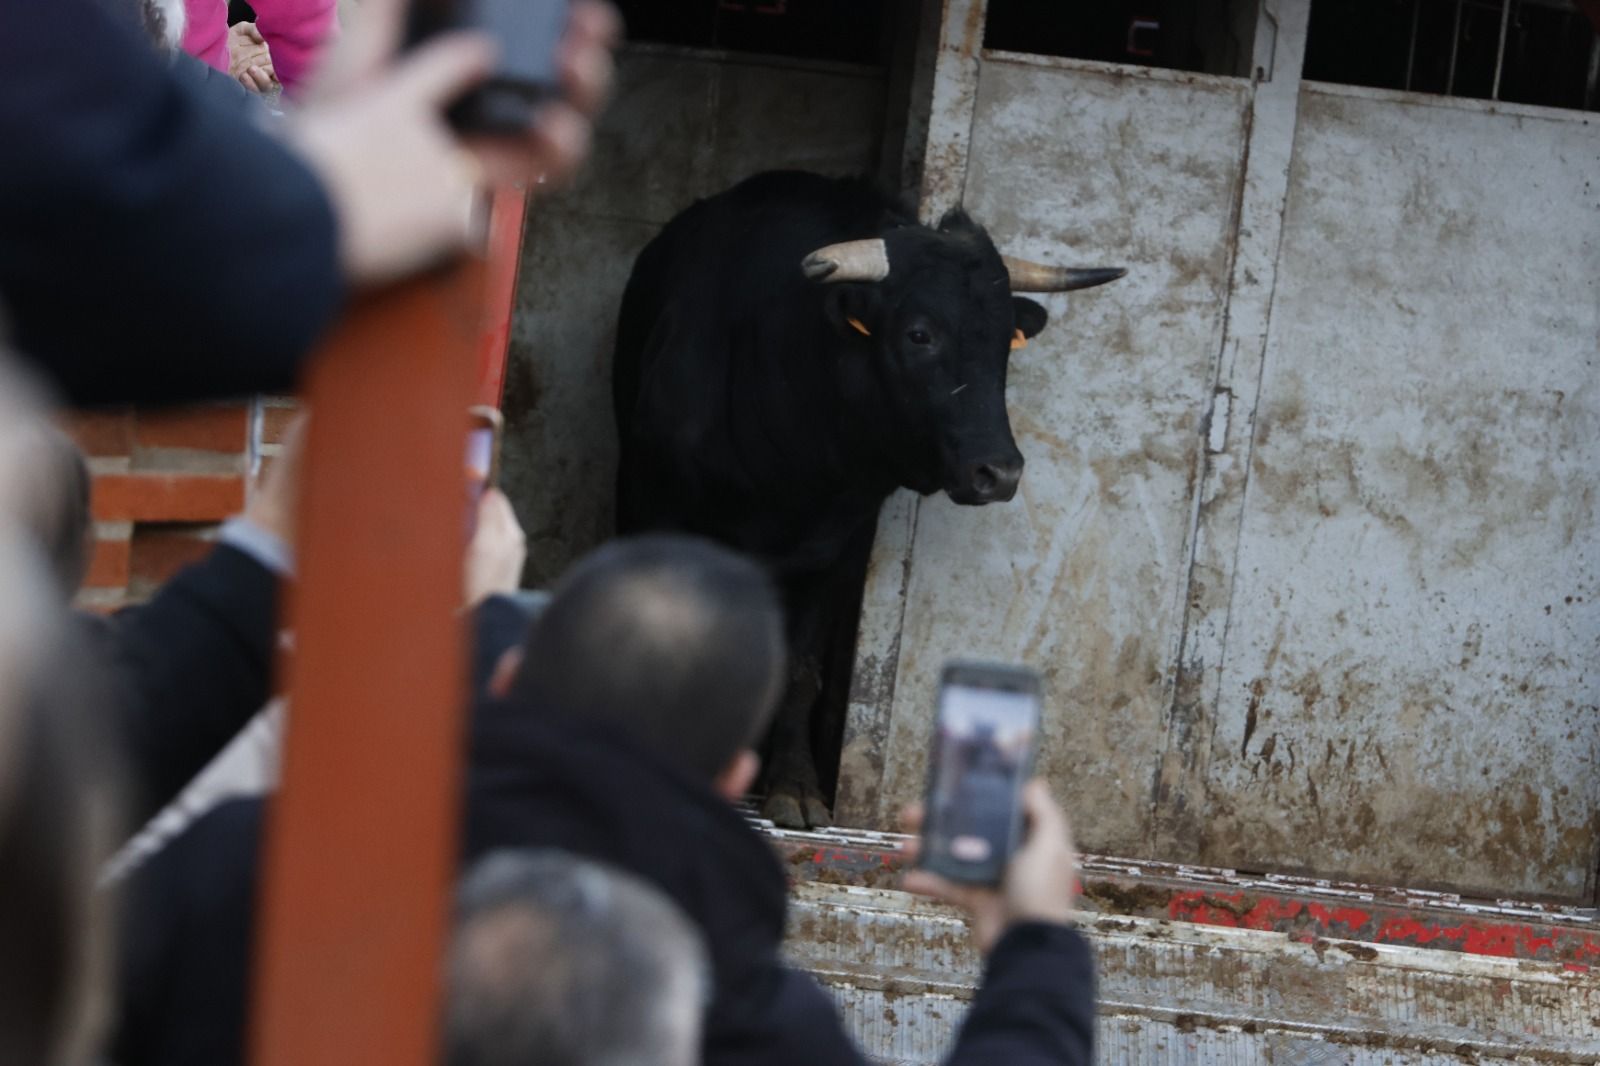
[445,850,710,1066]
[138,0,188,53]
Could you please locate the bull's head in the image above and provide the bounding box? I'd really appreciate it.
[800,212,1123,505]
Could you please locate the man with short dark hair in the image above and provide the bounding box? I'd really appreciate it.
[116,534,1095,1066]
[507,535,784,785]
[446,849,708,1066]
[467,534,1095,1066]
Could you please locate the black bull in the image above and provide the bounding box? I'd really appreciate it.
[611,170,1122,828]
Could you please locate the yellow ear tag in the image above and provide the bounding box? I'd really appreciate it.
[1011,328,1028,350]
[847,316,872,337]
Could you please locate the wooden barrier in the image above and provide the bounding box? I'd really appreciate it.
[251,190,525,1066]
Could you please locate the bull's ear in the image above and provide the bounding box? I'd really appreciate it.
[1013,297,1049,339]
[823,286,883,340]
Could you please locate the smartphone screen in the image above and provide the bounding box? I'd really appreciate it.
[464,407,502,537]
[919,663,1041,885]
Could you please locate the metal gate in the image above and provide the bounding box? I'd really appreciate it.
[836,0,1600,904]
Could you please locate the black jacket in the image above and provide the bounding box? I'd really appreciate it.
[113,696,1095,1066]
[0,0,341,404]
[84,544,280,826]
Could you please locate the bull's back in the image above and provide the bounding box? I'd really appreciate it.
[610,171,907,541]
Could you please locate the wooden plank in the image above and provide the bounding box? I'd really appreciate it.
[251,259,483,1066]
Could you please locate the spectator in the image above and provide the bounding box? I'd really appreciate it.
[0,363,118,1066]
[182,0,334,96]
[115,535,1095,1066]
[228,21,278,94]
[469,535,1095,1065]
[446,849,709,1066]
[0,0,619,405]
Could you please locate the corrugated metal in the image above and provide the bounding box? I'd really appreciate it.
[785,881,1600,1064]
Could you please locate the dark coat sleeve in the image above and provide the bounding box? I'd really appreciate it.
[112,798,266,1066]
[710,925,1093,1066]
[99,545,280,825]
[945,922,1097,1065]
[0,0,342,405]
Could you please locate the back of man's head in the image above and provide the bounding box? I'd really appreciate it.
[510,535,785,781]
[445,849,709,1066]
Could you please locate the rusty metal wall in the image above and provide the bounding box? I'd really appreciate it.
[501,45,888,585]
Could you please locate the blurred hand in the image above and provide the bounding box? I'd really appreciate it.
[228,22,278,93]
[900,779,1078,956]
[246,414,308,547]
[464,488,526,607]
[290,0,621,287]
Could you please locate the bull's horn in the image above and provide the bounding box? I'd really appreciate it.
[801,239,890,283]
[1001,256,1126,293]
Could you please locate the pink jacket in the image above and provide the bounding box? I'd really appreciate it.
[182,0,337,95]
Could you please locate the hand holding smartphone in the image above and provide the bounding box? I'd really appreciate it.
[408,0,573,134]
[918,662,1042,886]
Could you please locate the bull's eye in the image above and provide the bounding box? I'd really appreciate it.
[906,329,933,346]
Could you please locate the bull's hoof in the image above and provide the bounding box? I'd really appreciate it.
[762,786,832,830]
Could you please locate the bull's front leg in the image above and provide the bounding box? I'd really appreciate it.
[761,654,830,828]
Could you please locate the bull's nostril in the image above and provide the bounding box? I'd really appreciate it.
[973,465,1001,495]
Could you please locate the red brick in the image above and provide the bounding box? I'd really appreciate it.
[136,405,249,453]
[131,525,217,585]
[82,535,131,590]
[259,402,303,446]
[92,474,245,522]
[58,409,134,457]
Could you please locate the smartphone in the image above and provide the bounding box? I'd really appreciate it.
[465,405,503,535]
[407,0,571,135]
[918,662,1042,885]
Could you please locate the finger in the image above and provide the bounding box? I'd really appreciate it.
[897,836,921,864]
[1020,779,1076,859]
[557,37,615,118]
[312,0,411,98]
[391,32,498,109]
[897,802,924,834]
[245,22,265,43]
[467,106,592,191]
[527,105,591,186]
[567,0,624,49]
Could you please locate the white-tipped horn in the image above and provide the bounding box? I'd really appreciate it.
[1000,256,1126,293]
[801,239,890,283]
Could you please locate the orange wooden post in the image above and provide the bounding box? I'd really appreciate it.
[249,258,485,1066]
[475,186,529,406]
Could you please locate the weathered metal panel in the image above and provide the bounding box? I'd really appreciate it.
[1195,85,1600,902]
[784,881,1600,1065]
[842,55,1253,853]
[502,47,887,585]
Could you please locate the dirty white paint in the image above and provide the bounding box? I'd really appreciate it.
[1198,83,1600,900]
[837,51,1255,859]
[838,4,1600,904]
